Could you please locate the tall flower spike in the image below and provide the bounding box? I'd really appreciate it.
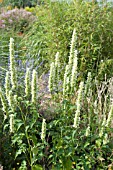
[99,114,106,138]
[55,52,59,67]
[85,125,90,137]
[106,104,113,127]
[4,71,10,99]
[103,133,109,145]
[94,100,98,115]
[25,68,31,97]
[9,38,17,89]
[8,90,14,112]
[73,82,84,128]
[48,62,55,93]
[41,119,46,141]
[14,95,18,105]
[0,87,7,113]
[31,69,37,104]
[63,65,69,96]
[69,29,77,69]
[9,114,14,133]
[70,50,78,92]
[84,72,92,96]
[55,52,60,92]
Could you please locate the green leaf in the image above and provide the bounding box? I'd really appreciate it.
[32,146,38,156]
[84,142,90,148]
[32,164,43,170]
[30,135,37,145]
[15,150,23,159]
[62,158,72,170]
[18,160,27,170]
[31,157,38,166]
[15,120,24,131]
[96,139,102,147]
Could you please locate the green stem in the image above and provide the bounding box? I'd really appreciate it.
[19,105,32,167]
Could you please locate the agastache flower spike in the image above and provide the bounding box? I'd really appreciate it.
[103,133,109,145]
[25,68,31,97]
[0,87,7,113]
[73,82,84,128]
[31,69,37,104]
[84,72,92,96]
[4,71,10,99]
[9,38,17,89]
[9,114,14,133]
[85,125,90,137]
[55,52,59,67]
[63,65,69,96]
[48,62,55,93]
[70,50,78,92]
[41,119,46,142]
[8,90,14,112]
[69,29,77,70]
[55,52,60,92]
[14,95,18,105]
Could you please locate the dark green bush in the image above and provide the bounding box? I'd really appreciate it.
[2,0,38,8]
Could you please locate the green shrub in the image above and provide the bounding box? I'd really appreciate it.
[22,1,113,79]
[0,8,36,33]
[2,0,38,8]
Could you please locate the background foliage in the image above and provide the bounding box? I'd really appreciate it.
[22,1,113,79]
